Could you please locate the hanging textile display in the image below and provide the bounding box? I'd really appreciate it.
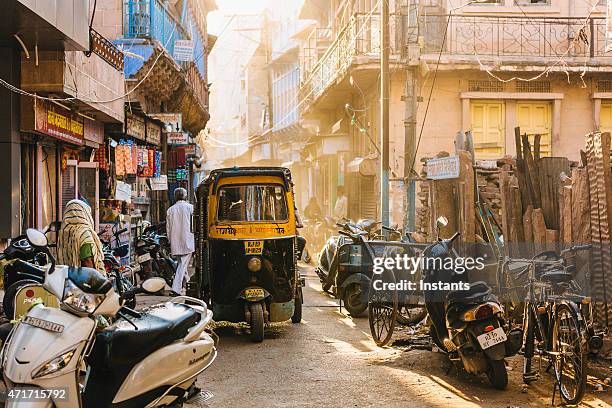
[154,151,162,177]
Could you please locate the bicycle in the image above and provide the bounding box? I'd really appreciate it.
[503,244,591,405]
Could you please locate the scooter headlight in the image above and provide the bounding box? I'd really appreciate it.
[247,257,262,272]
[32,348,76,379]
[62,280,104,316]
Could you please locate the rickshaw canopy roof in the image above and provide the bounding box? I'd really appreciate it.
[205,167,293,192]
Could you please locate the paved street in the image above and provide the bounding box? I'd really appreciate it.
[186,266,612,408]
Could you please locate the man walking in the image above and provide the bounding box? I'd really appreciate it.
[333,185,348,220]
[166,187,194,295]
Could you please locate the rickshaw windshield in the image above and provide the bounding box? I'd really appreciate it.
[217,184,288,222]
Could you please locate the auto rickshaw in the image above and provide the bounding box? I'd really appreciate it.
[193,167,305,342]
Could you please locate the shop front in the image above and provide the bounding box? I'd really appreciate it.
[20,98,105,231]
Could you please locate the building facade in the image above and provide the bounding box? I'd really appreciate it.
[298,0,611,227]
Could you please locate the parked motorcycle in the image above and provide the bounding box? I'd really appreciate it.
[134,223,176,286]
[0,222,60,318]
[101,226,136,309]
[2,228,217,408]
[423,218,522,390]
[301,216,337,264]
[316,219,380,316]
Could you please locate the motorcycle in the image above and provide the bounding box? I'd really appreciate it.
[315,219,381,316]
[2,228,217,408]
[134,223,176,286]
[0,222,60,319]
[101,226,135,309]
[423,217,522,390]
[300,216,336,264]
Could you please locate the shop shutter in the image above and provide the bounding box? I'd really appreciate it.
[360,176,377,220]
[61,161,78,216]
[517,102,552,156]
[470,101,505,159]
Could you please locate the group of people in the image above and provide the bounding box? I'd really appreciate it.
[303,186,348,221]
[55,187,195,296]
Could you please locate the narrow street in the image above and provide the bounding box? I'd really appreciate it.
[194,266,612,408]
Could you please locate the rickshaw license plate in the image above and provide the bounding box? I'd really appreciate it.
[477,327,507,349]
[244,241,264,255]
[22,316,64,333]
[245,288,265,298]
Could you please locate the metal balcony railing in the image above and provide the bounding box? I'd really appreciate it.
[420,14,610,59]
[123,0,190,58]
[90,28,124,71]
[300,12,415,105]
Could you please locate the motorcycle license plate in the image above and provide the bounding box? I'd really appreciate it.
[244,288,265,298]
[477,327,507,349]
[22,316,64,333]
[138,253,152,263]
[244,240,263,255]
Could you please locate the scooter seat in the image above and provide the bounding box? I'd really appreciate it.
[88,303,199,370]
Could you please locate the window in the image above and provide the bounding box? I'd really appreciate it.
[217,184,288,222]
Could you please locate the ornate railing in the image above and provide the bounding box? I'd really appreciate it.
[299,12,414,105]
[184,62,208,109]
[421,14,610,59]
[90,28,124,71]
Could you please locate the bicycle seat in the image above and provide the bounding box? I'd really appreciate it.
[540,270,573,284]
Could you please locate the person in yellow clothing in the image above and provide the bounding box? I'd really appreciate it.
[57,199,105,272]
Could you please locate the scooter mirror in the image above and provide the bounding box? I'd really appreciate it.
[26,228,48,248]
[141,277,166,294]
[436,216,449,228]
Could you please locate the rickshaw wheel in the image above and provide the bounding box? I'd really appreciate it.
[292,287,303,323]
[368,271,398,347]
[249,303,265,343]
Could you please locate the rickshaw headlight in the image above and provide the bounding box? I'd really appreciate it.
[247,257,262,272]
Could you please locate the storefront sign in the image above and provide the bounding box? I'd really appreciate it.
[146,120,161,146]
[115,181,132,202]
[150,175,168,191]
[184,144,197,156]
[84,118,104,145]
[33,99,84,145]
[426,156,460,180]
[149,113,182,133]
[125,113,145,141]
[167,132,189,145]
[174,40,194,62]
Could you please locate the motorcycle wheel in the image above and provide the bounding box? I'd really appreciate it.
[249,303,265,343]
[291,287,303,323]
[343,283,367,317]
[486,360,508,390]
[3,279,39,320]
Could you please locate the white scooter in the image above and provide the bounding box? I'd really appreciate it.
[2,228,217,408]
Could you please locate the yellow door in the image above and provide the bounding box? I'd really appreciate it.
[470,101,505,159]
[601,103,612,134]
[517,102,552,157]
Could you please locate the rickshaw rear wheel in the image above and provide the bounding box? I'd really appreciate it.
[249,303,265,342]
[292,287,303,323]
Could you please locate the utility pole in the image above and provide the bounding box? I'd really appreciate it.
[380,0,390,226]
[404,0,418,232]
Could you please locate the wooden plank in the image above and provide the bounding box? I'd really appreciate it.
[523,205,534,257]
[459,151,476,243]
[511,182,525,257]
[499,169,512,255]
[522,134,542,209]
[534,134,541,161]
[514,127,532,208]
[538,157,570,231]
[571,167,591,244]
[546,229,558,252]
[561,185,572,245]
[532,208,547,253]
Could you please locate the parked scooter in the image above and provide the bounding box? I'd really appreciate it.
[2,228,217,408]
[100,227,136,309]
[423,217,522,390]
[316,219,380,316]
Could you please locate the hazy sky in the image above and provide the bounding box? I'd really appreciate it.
[208,0,269,35]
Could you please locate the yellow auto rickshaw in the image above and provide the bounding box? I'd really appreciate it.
[194,167,305,342]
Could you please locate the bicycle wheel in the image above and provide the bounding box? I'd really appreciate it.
[552,303,586,405]
[368,270,398,347]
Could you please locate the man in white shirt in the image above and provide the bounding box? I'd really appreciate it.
[333,185,348,220]
[166,187,195,295]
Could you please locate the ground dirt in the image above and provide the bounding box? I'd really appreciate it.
[185,266,612,408]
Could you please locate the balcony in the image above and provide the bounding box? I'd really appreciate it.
[299,12,416,108]
[420,14,610,65]
[123,0,191,58]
